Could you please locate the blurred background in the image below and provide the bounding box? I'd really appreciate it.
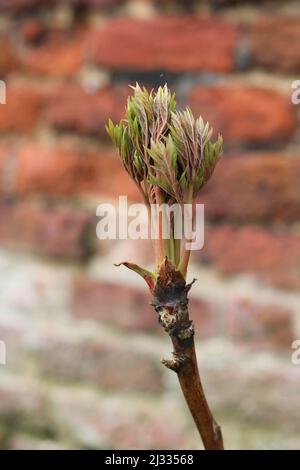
[0,0,300,450]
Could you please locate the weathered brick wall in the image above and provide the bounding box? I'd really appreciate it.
[0,0,300,450]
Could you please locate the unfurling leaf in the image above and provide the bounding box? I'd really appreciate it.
[114,261,156,294]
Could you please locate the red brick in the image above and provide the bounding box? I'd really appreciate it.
[35,333,163,393]
[200,153,300,222]
[82,0,126,6]
[0,0,41,9]
[189,85,296,147]
[187,297,217,338]
[0,36,17,75]
[21,20,44,43]
[45,84,128,137]
[72,276,295,348]
[198,224,300,290]
[250,17,300,72]
[20,31,84,77]
[12,143,139,200]
[0,201,92,259]
[106,167,140,201]
[152,0,195,8]
[225,299,294,351]
[72,278,158,331]
[16,144,104,196]
[88,16,237,72]
[0,85,43,133]
[0,0,124,8]
[72,277,217,337]
[0,144,11,181]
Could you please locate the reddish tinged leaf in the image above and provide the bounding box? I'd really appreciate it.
[114,261,156,294]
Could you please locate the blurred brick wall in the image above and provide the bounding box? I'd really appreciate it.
[0,0,300,450]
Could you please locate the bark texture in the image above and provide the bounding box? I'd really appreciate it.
[152,259,224,450]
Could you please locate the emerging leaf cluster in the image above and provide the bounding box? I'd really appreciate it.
[107,83,223,204]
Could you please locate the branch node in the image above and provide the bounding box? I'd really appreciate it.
[161,352,188,372]
[176,323,195,341]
